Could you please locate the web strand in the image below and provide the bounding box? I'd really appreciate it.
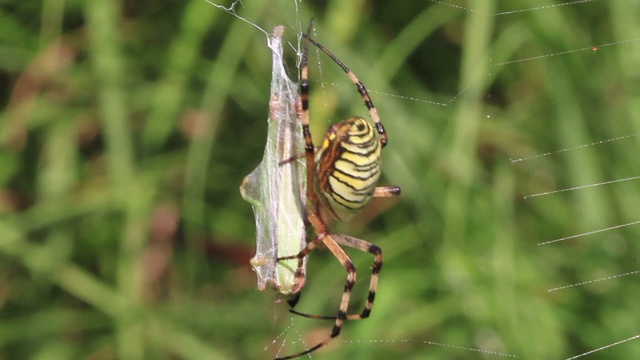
[565,334,640,360]
[548,269,640,292]
[523,175,640,200]
[538,220,640,246]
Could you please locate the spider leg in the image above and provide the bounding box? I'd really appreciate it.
[275,233,356,360]
[276,67,320,288]
[332,234,382,319]
[374,186,401,198]
[274,18,320,301]
[288,234,383,321]
[278,152,306,166]
[278,146,321,166]
[286,292,301,309]
[302,33,389,147]
[276,231,322,295]
[297,20,322,214]
[277,85,316,296]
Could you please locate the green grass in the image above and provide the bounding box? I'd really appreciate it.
[1,1,640,359]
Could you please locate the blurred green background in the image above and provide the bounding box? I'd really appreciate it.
[2,0,640,359]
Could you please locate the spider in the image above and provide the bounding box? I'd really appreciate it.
[275,19,400,360]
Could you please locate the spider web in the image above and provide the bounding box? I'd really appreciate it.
[211,1,640,359]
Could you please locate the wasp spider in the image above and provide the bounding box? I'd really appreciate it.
[275,19,400,359]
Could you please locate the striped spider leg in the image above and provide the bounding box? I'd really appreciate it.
[275,19,400,360]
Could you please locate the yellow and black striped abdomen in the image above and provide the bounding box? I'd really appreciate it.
[316,117,382,222]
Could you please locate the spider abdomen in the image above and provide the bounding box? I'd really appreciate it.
[316,117,382,222]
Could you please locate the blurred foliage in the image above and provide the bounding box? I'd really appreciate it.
[1,0,640,359]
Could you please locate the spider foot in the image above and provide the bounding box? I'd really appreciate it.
[287,292,301,308]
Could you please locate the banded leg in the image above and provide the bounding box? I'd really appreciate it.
[374,185,401,198]
[289,234,383,321]
[275,233,357,360]
[302,33,389,147]
[276,19,321,297]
